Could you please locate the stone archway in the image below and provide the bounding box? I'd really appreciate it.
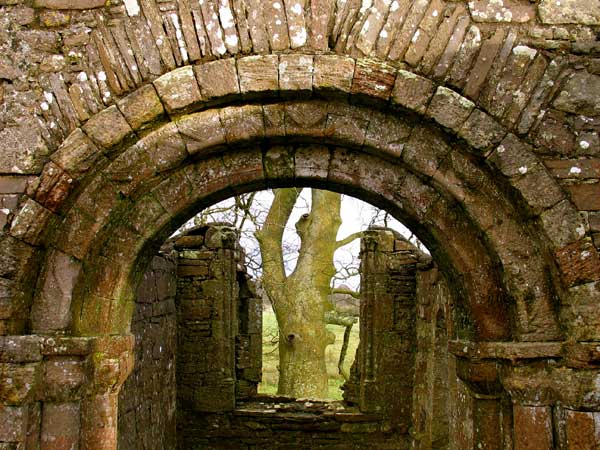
[0,8,599,441]
[14,60,576,341]
[2,59,590,447]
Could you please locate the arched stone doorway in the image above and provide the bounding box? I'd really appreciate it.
[3,56,596,447]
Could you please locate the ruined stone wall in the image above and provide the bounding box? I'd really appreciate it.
[117,252,177,450]
[351,228,421,431]
[346,227,451,445]
[413,265,452,450]
[2,0,600,448]
[170,224,422,450]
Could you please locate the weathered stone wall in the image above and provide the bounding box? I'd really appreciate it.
[346,227,451,446]
[347,228,421,431]
[414,264,452,450]
[2,0,600,447]
[175,225,240,414]
[117,252,177,450]
[181,397,411,450]
[176,225,422,449]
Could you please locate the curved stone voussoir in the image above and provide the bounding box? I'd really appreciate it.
[4,80,579,345]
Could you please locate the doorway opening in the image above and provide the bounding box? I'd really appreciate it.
[118,188,451,450]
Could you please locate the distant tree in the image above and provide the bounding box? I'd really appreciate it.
[256,189,358,398]
[188,188,424,398]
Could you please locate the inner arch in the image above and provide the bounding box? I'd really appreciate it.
[30,100,561,343]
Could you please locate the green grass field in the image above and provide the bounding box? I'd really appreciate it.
[258,309,360,400]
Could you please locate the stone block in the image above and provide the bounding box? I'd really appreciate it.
[458,109,506,152]
[117,84,165,130]
[313,55,355,95]
[237,55,279,95]
[82,105,133,151]
[41,403,80,450]
[0,176,34,194]
[41,337,93,356]
[562,302,600,341]
[193,59,240,102]
[43,356,87,401]
[538,0,600,25]
[0,363,39,405]
[50,128,102,179]
[39,10,70,27]
[590,212,600,232]
[554,72,600,116]
[263,103,286,138]
[533,110,576,156]
[125,194,168,240]
[511,165,565,214]
[325,105,369,146]
[488,134,539,178]
[137,123,187,174]
[176,110,226,156]
[284,101,329,138]
[0,405,26,442]
[555,239,600,286]
[402,125,452,177]
[279,54,313,93]
[153,66,203,114]
[295,145,330,181]
[391,70,435,114]
[33,0,104,8]
[545,159,600,179]
[426,87,475,132]
[351,59,396,101]
[513,405,554,450]
[153,170,193,214]
[365,112,411,159]
[31,249,81,333]
[177,265,209,278]
[540,200,586,248]
[565,410,597,449]
[264,146,295,181]
[0,123,49,174]
[220,105,265,144]
[105,144,155,198]
[9,198,53,245]
[566,182,600,211]
[469,0,535,23]
[0,336,42,363]
[27,162,74,213]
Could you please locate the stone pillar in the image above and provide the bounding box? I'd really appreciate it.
[453,359,509,450]
[355,228,422,432]
[0,333,133,450]
[235,271,262,399]
[175,225,239,413]
[117,251,177,450]
[79,335,135,450]
[412,264,451,449]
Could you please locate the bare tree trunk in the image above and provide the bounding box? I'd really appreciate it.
[256,189,343,398]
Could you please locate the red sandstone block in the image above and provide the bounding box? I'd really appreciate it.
[513,405,554,450]
[555,239,600,286]
[566,182,600,211]
[41,402,80,450]
[566,410,597,450]
[351,59,397,101]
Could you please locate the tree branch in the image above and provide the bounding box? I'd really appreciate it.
[255,188,301,292]
[331,288,361,300]
[338,324,353,381]
[335,231,364,249]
